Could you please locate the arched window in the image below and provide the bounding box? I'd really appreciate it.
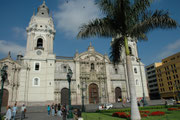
[134,67,137,74]
[129,46,132,55]
[33,77,40,86]
[37,38,43,48]
[91,63,94,70]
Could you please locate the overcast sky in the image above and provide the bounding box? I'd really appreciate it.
[0,0,180,66]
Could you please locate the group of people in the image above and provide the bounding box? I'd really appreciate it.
[47,103,67,120]
[47,103,82,120]
[5,103,26,120]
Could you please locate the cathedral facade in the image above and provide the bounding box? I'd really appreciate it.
[0,2,148,106]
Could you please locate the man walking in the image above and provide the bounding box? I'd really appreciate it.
[21,104,26,120]
[12,103,18,120]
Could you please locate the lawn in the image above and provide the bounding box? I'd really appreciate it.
[82,105,180,120]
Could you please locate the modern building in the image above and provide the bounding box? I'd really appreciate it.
[145,63,162,100]
[0,2,149,106]
[156,52,180,100]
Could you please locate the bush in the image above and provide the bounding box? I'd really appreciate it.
[141,114,148,117]
[112,112,130,118]
[168,108,178,111]
[150,111,165,116]
[140,111,150,114]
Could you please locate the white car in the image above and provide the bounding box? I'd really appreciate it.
[99,103,113,110]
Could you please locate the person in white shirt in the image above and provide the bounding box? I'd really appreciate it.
[21,104,26,120]
[5,106,11,120]
[12,104,18,120]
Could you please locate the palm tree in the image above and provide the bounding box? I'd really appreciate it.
[77,0,178,119]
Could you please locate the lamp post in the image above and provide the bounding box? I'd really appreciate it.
[137,58,147,106]
[81,82,86,112]
[0,64,8,118]
[67,67,73,119]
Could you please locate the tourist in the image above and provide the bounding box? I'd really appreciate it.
[165,99,168,107]
[12,103,18,120]
[47,105,51,115]
[55,104,57,115]
[77,108,82,120]
[5,106,11,120]
[51,103,55,116]
[137,101,140,107]
[62,105,67,120]
[21,104,26,120]
[122,98,126,107]
[57,103,62,117]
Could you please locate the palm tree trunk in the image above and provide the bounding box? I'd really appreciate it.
[124,36,141,120]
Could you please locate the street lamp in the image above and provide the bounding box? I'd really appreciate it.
[80,82,86,112]
[0,64,8,118]
[67,67,73,119]
[137,58,148,106]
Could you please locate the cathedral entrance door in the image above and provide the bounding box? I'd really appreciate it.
[89,83,99,104]
[115,87,122,102]
[0,89,9,106]
[61,88,69,105]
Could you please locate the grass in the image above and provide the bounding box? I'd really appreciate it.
[82,105,180,120]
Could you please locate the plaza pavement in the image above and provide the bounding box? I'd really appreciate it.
[1,99,175,119]
[13,112,69,120]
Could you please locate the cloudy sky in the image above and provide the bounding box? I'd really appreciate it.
[0,0,180,66]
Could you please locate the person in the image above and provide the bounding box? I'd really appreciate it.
[117,97,121,103]
[73,108,78,120]
[62,105,67,120]
[47,105,51,115]
[127,98,130,103]
[137,101,140,107]
[21,104,26,120]
[55,104,57,116]
[57,103,62,117]
[165,99,168,107]
[122,98,126,107]
[51,103,55,116]
[12,103,18,120]
[5,106,11,120]
[77,108,82,120]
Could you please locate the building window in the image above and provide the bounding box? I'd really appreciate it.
[63,66,67,72]
[34,62,40,71]
[33,77,40,86]
[91,63,95,70]
[129,46,132,55]
[35,63,40,71]
[37,38,43,48]
[115,68,118,74]
[134,68,137,74]
[176,74,179,78]
[174,64,176,68]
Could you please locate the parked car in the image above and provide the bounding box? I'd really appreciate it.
[99,103,113,110]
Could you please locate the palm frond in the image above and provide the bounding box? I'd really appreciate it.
[98,0,115,17]
[110,37,124,64]
[130,10,178,39]
[77,18,118,39]
[132,0,151,13]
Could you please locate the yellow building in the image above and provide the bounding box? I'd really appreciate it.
[156,52,180,99]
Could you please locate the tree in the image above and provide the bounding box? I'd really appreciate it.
[77,0,178,119]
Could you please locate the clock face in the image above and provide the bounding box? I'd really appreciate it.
[36,50,42,55]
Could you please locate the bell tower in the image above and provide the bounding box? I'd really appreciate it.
[19,1,55,105]
[25,1,56,57]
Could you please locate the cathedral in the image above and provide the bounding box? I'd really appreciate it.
[0,2,148,106]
